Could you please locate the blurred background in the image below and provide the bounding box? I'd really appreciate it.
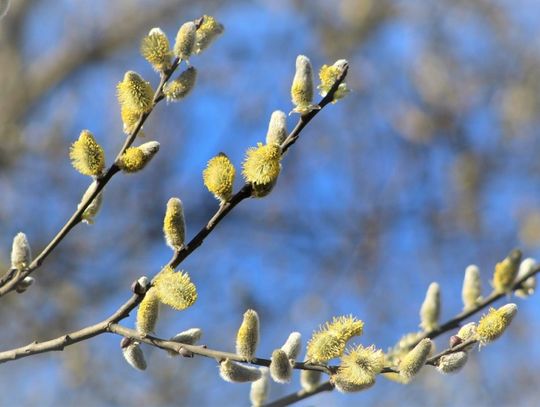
[1,0,540,406]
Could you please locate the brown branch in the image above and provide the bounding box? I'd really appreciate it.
[0,292,144,364]
[268,265,540,406]
[263,382,335,407]
[0,57,183,296]
[167,63,350,269]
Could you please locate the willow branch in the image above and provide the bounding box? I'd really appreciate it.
[168,64,349,269]
[0,292,143,364]
[0,56,183,297]
[268,265,540,407]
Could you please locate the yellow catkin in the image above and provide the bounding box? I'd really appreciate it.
[117,141,160,173]
[173,21,196,61]
[333,345,384,393]
[164,67,197,101]
[136,288,160,335]
[318,59,349,102]
[291,55,318,114]
[69,130,105,176]
[462,265,482,311]
[117,71,154,114]
[399,338,433,382]
[219,359,262,383]
[195,15,224,54]
[153,266,197,311]
[11,232,32,269]
[236,309,259,360]
[140,27,171,72]
[476,304,517,344]
[306,316,363,363]
[242,143,281,197]
[203,153,235,203]
[419,282,440,331]
[120,105,141,136]
[492,249,521,293]
[163,198,186,250]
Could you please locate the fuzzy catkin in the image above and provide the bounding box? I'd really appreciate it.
[437,352,468,374]
[136,288,160,335]
[236,309,259,360]
[11,232,32,269]
[174,22,196,60]
[291,55,316,114]
[266,111,288,146]
[163,198,186,250]
[69,130,105,176]
[122,342,147,371]
[281,332,302,361]
[462,265,482,311]
[250,367,269,407]
[399,339,432,382]
[270,349,292,383]
[419,282,440,331]
[219,359,262,383]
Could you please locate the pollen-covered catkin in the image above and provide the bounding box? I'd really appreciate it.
[476,303,517,344]
[219,359,262,383]
[236,309,259,360]
[117,141,160,173]
[195,15,224,54]
[242,143,281,197]
[492,249,521,293]
[140,27,171,72]
[419,282,440,331]
[117,71,154,114]
[306,316,364,363]
[318,59,350,102]
[250,367,269,407]
[399,338,433,382]
[291,55,317,114]
[11,232,32,269]
[164,67,197,101]
[173,22,196,61]
[265,111,288,146]
[281,332,302,361]
[122,341,147,371]
[333,345,384,393]
[437,351,468,374]
[136,288,160,335]
[153,266,197,310]
[462,265,482,311]
[203,153,235,203]
[69,130,105,176]
[163,198,186,250]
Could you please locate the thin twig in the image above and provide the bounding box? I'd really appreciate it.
[0,57,182,297]
[0,293,144,364]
